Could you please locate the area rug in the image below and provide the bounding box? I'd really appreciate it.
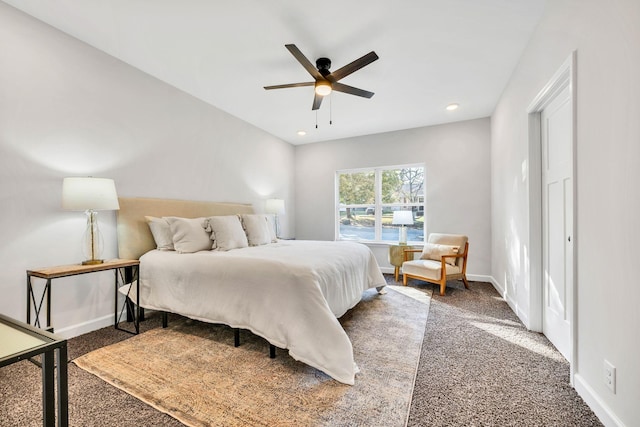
[73,286,431,427]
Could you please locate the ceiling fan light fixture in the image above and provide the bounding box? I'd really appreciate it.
[315,81,332,96]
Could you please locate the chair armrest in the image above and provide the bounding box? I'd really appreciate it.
[441,253,463,265]
[442,248,468,267]
[403,249,421,262]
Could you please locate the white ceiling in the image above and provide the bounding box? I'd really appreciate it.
[3,0,546,145]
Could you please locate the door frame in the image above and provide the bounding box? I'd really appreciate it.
[526,51,577,382]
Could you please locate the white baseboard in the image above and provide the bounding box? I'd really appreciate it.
[574,374,626,427]
[405,272,525,326]
[486,280,619,427]
[410,271,621,427]
[484,275,531,328]
[467,274,493,284]
[54,314,114,339]
[487,275,505,295]
[381,270,497,286]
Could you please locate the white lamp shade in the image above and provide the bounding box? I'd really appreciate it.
[62,177,120,211]
[265,198,286,215]
[392,210,414,225]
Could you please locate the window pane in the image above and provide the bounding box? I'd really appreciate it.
[381,225,425,242]
[381,207,425,242]
[381,167,424,204]
[381,208,396,241]
[339,206,375,241]
[336,165,425,243]
[339,172,375,205]
[408,206,425,242]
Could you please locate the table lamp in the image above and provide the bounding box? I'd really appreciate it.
[265,198,285,238]
[392,210,414,245]
[62,177,120,265]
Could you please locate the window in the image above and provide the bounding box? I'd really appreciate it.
[336,165,425,243]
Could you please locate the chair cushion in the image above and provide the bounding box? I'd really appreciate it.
[426,234,468,267]
[428,233,468,246]
[420,243,460,266]
[403,259,461,281]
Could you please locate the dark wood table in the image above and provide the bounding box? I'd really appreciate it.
[26,259,141,334]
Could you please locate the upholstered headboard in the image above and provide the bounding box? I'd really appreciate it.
[116,197,254,260]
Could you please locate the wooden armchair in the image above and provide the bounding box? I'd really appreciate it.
[402,233,469,296]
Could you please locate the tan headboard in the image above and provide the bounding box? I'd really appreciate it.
[116,197,254,260]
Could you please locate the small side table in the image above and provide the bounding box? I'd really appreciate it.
[389,245,411,282]
[27,259,141,334]
[0,313,68,427]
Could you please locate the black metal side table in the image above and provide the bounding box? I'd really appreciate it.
[27,259,141,334]
[0,313,68,427]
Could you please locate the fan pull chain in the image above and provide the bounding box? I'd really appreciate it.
[315,110,318,129]
[330,94,333,125]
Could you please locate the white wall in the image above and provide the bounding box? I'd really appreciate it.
[295,118,492,277]
[0,3,294,337]
[491,1,640,425]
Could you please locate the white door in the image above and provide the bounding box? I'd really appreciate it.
[541,85,573,361]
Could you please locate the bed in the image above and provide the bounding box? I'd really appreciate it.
[116,197,387,385]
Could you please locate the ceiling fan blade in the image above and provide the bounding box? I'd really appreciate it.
[312,93,324,110]
[264,82,315,90]
[285,44,323,80]
[332,82,375,98]
[327,51,379,82]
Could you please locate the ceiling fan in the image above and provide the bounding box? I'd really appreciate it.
[264,44,379,111]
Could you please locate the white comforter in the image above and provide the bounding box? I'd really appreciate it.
[138,240,386,384]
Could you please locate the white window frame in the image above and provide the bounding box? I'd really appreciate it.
[335,163,425,244]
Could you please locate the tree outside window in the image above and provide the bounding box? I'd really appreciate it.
[337,165,425,242]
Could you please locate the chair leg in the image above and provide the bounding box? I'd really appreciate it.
[439,278,447,296]
[462,276,470,289]
[402,273,408,286]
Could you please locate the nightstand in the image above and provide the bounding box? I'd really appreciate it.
[26,259,141,334]
[388,245,410,282]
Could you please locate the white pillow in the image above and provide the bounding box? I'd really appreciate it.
[420,243,460,266]
[241,214,276,246]
[206,215,249,251]
[165,217,211,254]
[145,216,174,251]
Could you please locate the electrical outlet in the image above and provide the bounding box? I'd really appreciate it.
[604,360,616,393]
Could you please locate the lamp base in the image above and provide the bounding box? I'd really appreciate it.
[82,259,104,265]
[399,226,408,245]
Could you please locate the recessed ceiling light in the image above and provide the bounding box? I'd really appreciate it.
[446,103,459,111]
[297,130,307,136]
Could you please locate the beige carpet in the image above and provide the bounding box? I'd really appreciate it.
[73,286,431,427]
